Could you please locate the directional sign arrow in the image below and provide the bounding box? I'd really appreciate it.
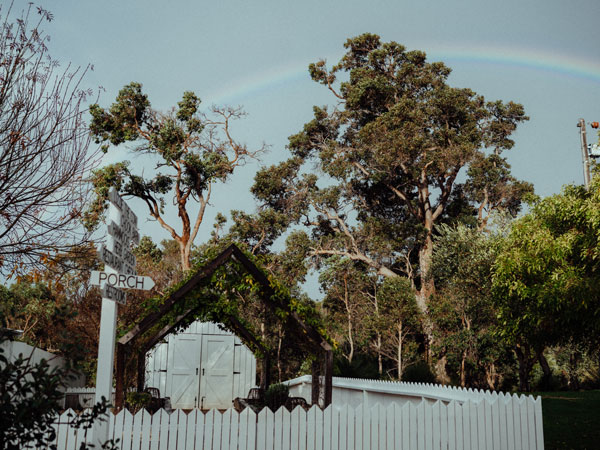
[91,271,155,291]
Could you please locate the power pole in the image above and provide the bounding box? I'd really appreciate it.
[577,118,591,189]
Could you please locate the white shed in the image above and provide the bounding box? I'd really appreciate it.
[145,321,256,410]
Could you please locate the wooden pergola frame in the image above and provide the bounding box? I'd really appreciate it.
[114,244,333,410]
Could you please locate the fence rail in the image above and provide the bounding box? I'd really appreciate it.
[50,397,544,450]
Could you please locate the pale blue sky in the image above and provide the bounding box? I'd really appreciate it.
[24,0,600,296]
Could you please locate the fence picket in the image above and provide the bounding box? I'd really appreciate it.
[66,410,78,450]
[204,410,215,450]
[447,401,456,450]
[461,401,471,450]
[239,409,250,450]
[267,407,276,450]
[131,410,144,450]
[432,401,440,450]
[121,409,134,450]
[159,409,170,449]
[217,409,226,450]
[316,406,325,450]
[257,408,268,450]
[140,410,152,450]
[467,400,476,450]
[222,409,233,450]
[185,410,198,450]
[306,405,316,450]
[150,410,160,450]
[491,398,500,450]
[393,403,402,450]
[384,404,394,450]
[519,398,529,450]
[484,399,493,450]
[505,397,515,450]
[290,406,301,450]
[169,410,183,450]
[406,402,416,450]
[369,404,379,450]
[56,410,70,450]
[282,407,292,450]
[274,407,285,450]
[295,406,305,450]
[439,401,448,450]
[527,398,537,450]
[246,408,257,450]
[424,400,433,450]
[534,397,544,450]
[338,405,348,450]
[347,404,356,450]
[512,396,522,450]
[323,405,332,450]
[477,400,486,450]
[355,405,363,450]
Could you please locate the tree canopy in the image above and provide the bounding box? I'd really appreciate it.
[493,175,600,389]
[87,83,263,270]
[250,33,531,313]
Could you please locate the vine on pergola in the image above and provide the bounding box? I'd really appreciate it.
[114,243,333,409]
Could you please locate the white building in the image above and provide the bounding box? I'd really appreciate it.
[145,321,256,410]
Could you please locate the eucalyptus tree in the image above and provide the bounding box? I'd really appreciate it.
[86,83,263,270]
[251,33,529,314]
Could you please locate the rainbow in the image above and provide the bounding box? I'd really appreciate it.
[204,44,600,105]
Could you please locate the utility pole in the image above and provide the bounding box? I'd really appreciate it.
[577,118,591,189]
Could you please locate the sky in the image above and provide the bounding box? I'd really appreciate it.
[19,0,600,296]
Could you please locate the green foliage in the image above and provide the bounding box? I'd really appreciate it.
[125,391,152,413]
[0,338,116,449]
[249,33,530,318]
[430,224,508,388]
[87,82,259,270]
[401,360,436,383]
[493,178,600,348]
[333,352,380,380]
[264,383,289,411]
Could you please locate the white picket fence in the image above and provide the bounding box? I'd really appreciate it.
[50,397,544,450]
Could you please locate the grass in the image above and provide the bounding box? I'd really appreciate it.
[536,390,600,450]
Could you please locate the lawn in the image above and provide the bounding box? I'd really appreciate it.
[538,390,600,450]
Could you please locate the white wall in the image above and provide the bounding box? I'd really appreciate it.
[1,340,85,388]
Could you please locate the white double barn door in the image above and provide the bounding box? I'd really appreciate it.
[168,334,235,409]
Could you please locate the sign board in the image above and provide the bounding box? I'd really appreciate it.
[101,284,127,305]
[91,270,155,291]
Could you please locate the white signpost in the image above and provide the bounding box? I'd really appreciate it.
[92,188,152,446]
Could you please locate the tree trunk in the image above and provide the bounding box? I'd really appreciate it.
[538,352,552,387]
[514,343,535,392]
[485,362,498,391]
[417,230,435,312]
[377,333,383,376]
[460,350,467,387]
[397,322,403,380]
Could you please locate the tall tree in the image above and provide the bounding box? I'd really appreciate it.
[0,2,96,276]
[251,34,529,312]
[86,83,263,270]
